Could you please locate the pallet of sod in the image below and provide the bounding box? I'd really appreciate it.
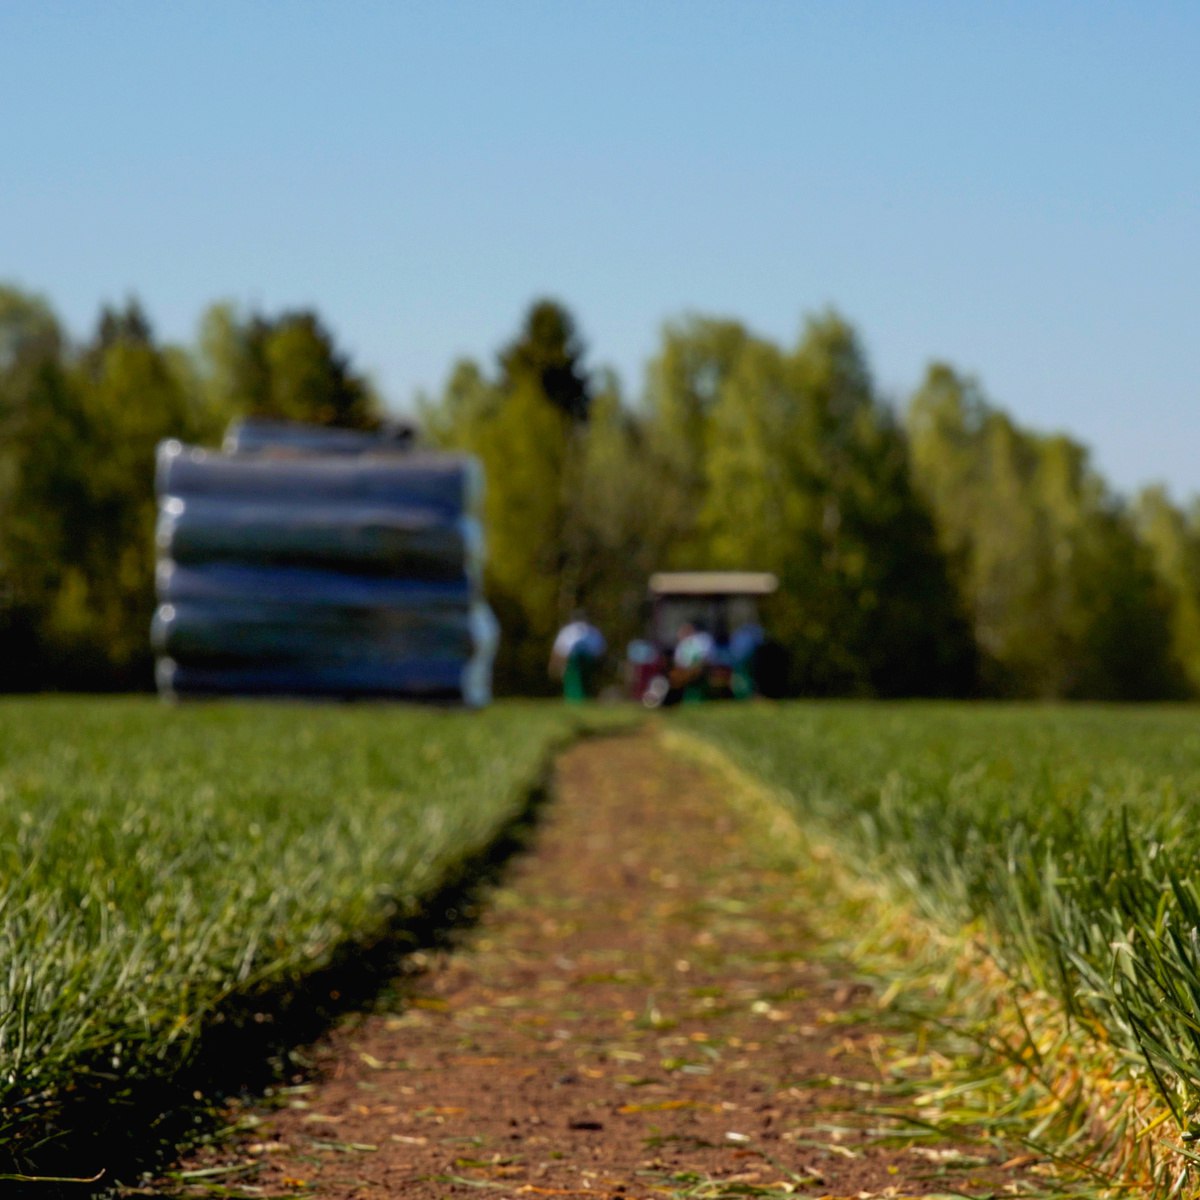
[153,423,497,705]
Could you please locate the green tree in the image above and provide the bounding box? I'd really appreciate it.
[418,358,498,447]
[423,300,595,693]
[910,365,1057,693]
[194,301,261,431]
[88,297,153,359]
[0,292,228,689]
[0,289,83,688]
[700,313,974,695]
[498,299,590,423]
[64,313,205,684]
[0,285,61,371]
[1134,486,1200,693]
[642,317,751,568]
[193,303,381,430]
[1065,497,1181,699]
[908,363,1180,699]
[562,372,663,660]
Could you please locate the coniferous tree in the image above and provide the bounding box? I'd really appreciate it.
[194,303,381,430]
[424,299,594,692]
[498,300,590,423]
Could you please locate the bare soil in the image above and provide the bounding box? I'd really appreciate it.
[149,730,1036,1199]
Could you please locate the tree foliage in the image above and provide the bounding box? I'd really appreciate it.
[0,289,380,689]
[908,364,1180,699]
[0,282,1190,700]
[1134,486,1200,694]
[195,303,381,430]
[422,299,592,692]
[695,313,974,695]
[498,300,591,423]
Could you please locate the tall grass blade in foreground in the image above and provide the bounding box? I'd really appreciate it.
[678,703,1200,1192]
[0,697,601,1166]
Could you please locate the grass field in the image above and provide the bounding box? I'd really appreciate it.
[676,702,1200,1182]
[0,696,608,1171]
[10,697,1200,1191]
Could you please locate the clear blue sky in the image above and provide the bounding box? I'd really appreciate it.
[3,2,1196,499]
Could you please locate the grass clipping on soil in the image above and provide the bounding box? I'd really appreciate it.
[0,698,621,1170]
[661,727,1179,1198]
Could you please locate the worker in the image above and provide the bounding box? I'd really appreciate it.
[730,619,765,699]
[549,612,606,702]
[671,621,714,704]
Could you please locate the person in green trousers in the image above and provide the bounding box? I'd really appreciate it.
[549,613,606,702]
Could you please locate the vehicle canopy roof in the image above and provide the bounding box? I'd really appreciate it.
[645,573,777,648]
[648,571,778,597]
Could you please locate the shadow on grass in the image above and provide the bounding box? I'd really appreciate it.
[1,751,569,1199]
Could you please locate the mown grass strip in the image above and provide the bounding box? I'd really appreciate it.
[663,713,1190,1196]
[0,697,628,1179]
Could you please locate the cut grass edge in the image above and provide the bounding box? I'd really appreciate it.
[1,726,606,1197]
[658,725,1190,1199]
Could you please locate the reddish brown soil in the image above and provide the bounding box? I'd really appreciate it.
[153,732,1036,1198]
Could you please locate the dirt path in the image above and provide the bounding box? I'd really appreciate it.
[154,731,1035,1199]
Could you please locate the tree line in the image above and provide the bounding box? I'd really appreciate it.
[0,286,380,689]
[0,283,1194,699]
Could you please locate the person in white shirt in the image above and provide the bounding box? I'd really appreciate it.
[670,621,715,701]
[549,612,606,701]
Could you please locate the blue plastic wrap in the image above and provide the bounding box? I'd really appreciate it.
[151,599,488,663]
[157,658,469,700]
[223,417,416,456]
[156,497,480,582]
[156,561,474,610]
[152,433,497,706]
[157,441,480,519]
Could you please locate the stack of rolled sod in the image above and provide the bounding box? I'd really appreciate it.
[152,432,497,705]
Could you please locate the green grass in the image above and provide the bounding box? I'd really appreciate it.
[15,696,1200,1191]
[674,702,1200,1189]
[0,696,608,1162]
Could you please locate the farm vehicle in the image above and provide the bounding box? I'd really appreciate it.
[626,571,781,707]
